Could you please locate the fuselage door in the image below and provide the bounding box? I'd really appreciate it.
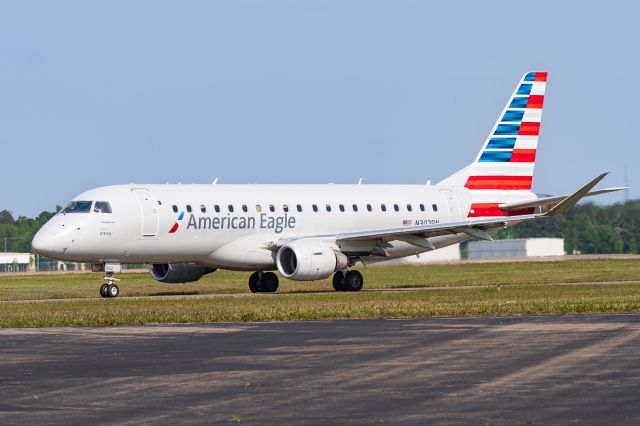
[132,188,159,237]
[440,189,462,223]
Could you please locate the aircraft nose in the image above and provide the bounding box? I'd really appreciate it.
[31,228,61,258]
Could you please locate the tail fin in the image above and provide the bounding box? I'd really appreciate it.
[438,71,547,216]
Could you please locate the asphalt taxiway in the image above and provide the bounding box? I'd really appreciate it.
[1,314,640,425]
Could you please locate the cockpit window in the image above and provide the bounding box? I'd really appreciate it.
[63,201,92,213]
[94,201,112,214]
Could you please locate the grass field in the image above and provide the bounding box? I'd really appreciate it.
[1,258,640,327]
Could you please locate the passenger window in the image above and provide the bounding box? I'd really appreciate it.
[381,204,386,212]
[269,204,275,212]
[326,204,332,212]
[94,201,112,214]
[242,205,248,212]
[228,205,234,213]
[186,205,192,213]
[312,204,318,212]
[339,204,345,212]
[432,204,438,212]
[367,204,372,212]
[420,204,425,212]
[172,205,178,213]
[297,204,302,212]
[214,205,220,213]
[283,204,289,212]
[352,204,358,212]
[256,204,262,213]
[407,204,412,212]
[394,204,399,212]
[200,204,206,213]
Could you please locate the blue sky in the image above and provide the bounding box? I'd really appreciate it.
[1,0,638,217]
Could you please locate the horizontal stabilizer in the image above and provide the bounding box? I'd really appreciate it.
[499,187,625,211]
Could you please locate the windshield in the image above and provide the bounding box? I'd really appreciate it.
[63,201,92,213]
[94,201,112,213]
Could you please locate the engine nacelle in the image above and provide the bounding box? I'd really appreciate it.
[149,263,216,284]
[276,241,348,281]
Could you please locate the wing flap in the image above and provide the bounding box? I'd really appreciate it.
[336,214,536,242]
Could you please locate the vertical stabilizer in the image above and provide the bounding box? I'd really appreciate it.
[438,71,547,217]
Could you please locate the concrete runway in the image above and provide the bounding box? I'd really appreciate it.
[1,315,640,425]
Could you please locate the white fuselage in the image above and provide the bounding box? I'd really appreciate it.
[31,183,500,270]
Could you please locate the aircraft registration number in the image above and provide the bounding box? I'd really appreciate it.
[414,219,440,225]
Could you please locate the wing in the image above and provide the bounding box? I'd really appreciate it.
[335,173,613,251]
[267,173,618,255]
[336,214,534,244]
[263,214,536,256]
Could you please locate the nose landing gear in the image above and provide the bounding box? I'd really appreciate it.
[99,272,120,298]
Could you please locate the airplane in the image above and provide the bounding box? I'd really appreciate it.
[32,72,623,298]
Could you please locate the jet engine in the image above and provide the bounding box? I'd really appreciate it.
[149,263,216,284]
[276,241,348,281]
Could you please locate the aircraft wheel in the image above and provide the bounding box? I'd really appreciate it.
[344,270,363,292]
[100,284,109,298]
[107,284,119,298]
[249,272,261,293]
[332,272,345,291]
[262,272,279,292]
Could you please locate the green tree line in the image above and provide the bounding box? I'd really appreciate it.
[1,201,639,254]
[495,200,640,254]
[0,207,61,252]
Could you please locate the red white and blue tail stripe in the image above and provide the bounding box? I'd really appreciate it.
[438,72,547,217]
[471,71,546,190]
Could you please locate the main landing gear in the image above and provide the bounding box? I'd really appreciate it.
[248,271,279,293]
[333,270,364,292]
[99,272,120,298]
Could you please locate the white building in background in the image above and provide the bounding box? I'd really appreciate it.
[0,253,89,273]
[56,260,86,272]
[386,243,461,265]
[467,238,565,260]
[0,252,32,272]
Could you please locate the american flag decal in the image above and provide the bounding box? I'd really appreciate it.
[402,219,413,226]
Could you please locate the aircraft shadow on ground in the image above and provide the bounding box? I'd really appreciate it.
[149,291,201,297]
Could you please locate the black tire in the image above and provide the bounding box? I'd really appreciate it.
[100,284,109,298]
[107,284,119,298]
[262,272,279,292]
[332,272,345,291]
[344,270,363,292]
[249,272,261,293]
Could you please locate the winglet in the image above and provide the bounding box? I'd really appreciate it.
[543,173,608,217]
